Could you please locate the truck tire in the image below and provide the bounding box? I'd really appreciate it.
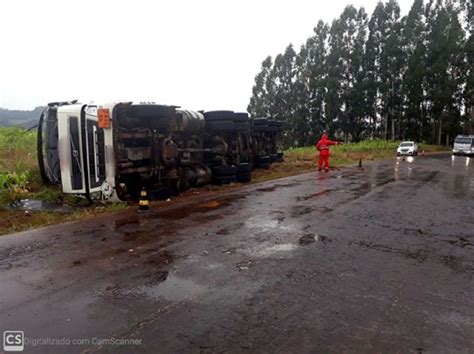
[253,118,268,126]
[257,155,271,164]
[204,111,235,122]
[255,162,271,170]
[233,113,249,122]
[253,125,271,133]
[235,122,250,131]
[236,171,252,183]
[212,175,237,185]
[212,165,237,176]
[276,152,284,162]
[237,162,252,173]
[206,121,236,131]
[256,156,271,169]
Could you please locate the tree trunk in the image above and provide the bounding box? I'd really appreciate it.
[468,106,474,134]
[437,117,443,146]
[397,117,401,141]
[391,116,395,141]
[419,120,423,142]
[384,113,388,141]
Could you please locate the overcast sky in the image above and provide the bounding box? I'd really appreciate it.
[0,0,413,111]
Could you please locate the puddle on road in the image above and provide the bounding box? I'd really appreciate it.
[245,215,297,233]
[255,243,298,257]
[7,199,74,213]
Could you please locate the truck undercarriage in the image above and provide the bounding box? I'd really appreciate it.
[37,102,284,201]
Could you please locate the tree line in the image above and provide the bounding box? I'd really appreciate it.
[248,0,473,147]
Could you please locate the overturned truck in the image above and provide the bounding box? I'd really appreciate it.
[37,102,284,201]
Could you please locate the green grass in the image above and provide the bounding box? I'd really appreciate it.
[0,127,40,204]
[285,140,448,164]
[251,140,450,184]
[0,126,129,235]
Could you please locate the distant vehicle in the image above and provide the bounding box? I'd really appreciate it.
[397,141,418,156]
[452,135,474,156]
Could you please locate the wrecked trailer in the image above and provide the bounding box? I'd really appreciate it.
[37,102,284,201]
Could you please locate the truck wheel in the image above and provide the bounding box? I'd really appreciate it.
[233,113,249,122]
[236,172,252,183]
[276,152,284,162]
[255,162,271,170]
[237,162,252,173]
[252,118,268,126]
[253,125,272,133]
[212,175,237,185]
[212,165,237,176]
[206,121,236,131]
[204,111,235,121]
[235,122,250,131]
[257,156,271,164]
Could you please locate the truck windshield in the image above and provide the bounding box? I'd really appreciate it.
[455,137,472,144]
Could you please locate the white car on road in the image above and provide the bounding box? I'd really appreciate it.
[397,141,418,156]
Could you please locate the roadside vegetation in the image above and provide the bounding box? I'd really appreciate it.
[0,126,449,235]
[252,140,448,183]
[0,127,127,235]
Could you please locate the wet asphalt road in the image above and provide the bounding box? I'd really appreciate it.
[1,153,473,353]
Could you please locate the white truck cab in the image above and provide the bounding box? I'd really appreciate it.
[39,102,119,201]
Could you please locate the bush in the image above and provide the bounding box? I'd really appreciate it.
[0,127,38,205]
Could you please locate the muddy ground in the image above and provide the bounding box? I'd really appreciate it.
[0,153,473,353]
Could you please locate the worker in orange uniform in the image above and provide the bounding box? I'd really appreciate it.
[316,132,342,172]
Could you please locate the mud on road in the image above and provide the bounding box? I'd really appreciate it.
[0,153,473,353]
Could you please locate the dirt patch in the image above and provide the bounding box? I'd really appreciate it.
[440,255,474,274]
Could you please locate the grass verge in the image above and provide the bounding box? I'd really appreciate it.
[252,140,448,184]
